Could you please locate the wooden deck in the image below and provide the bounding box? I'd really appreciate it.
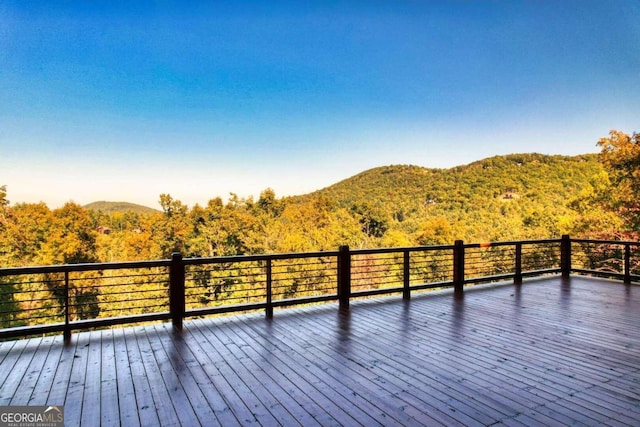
[1,276,640,426]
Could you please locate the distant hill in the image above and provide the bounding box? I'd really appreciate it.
[84,201,159,214]
[295,153,603,240]
[312,153,600,211]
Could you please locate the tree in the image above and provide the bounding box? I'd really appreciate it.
[256,188,282,217]
[593,130,640,233]
[0,185,10,264]
[29,202,102,320]
[155,194,190,257]
[0,185,8,217]
[568,170,625,238]
[416,217,456,245]
[43,202,97,265]
[0,186,21,327]
[3,203,53,266]
[351,203,389,239]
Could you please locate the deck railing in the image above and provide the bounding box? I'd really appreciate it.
[1,235,638,342]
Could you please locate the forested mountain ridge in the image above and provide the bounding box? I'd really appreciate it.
[293,153,602,244]
[312,153,598,214]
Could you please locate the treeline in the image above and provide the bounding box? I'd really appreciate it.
[1,133,639,269]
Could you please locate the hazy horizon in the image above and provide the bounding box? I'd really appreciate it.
[2,1,639,209]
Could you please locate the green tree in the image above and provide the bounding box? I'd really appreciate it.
[351,203,389,239]
[256,188,283,217]
[595,130,640,232]
[568,170,625,238]
[0,203,53,266]
[43,202,97,264]
[0,185,10,264]
[0,185,8,219]
[416,217,456,245]
[31,202,101,320]
[0,185,22,327]
[155,194,190,257]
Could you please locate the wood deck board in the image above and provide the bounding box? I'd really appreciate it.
[114,328,144,427]
[265,307,493,426]
[303,302,547,421]
[45,336,78,408]
[210,320,324,426]
[232,316,405,426]
[145,324,204,426]
[201,317,362,426]
[7,337,52,406]
[1,276,639,426]
[64,331,90,425]
[27,335,64,405]
[81,330,103,426]
[132,326,183,427]
[194,324,283,426]
[98,329,120,427]
[0,338,29,403]
[232,314,442,426]
[152,323,242,427]
[235,312,448,425]
[201,324,300,425]
[225,321,370,426]
[181,320,261,426]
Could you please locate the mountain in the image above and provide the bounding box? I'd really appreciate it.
[313,153,599,211]
[297,153,602,241]
[83,201,159,214]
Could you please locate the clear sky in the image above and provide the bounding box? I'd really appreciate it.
[1,1,639,208]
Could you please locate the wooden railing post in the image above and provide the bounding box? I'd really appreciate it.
[561,235,571,278]
[63,271,71,344]
[624,243,631,284]
[403,250,410,300]
[338,245,351,309]
[515,243,523,285]
[453,240,465,295]
[266,258,273,318]
[169,252,185,331]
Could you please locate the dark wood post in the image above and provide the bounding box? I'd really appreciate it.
[514,242,523,285]
[624,243,631,284]
[338,245,351,309]
[403,250,410,300]
[169,252,185,331]
[266,258,273,318]
[63,271,71,344]
[560,235,571,279]
[453,240,465,295]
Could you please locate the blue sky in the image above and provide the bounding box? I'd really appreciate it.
[1,1,639,208]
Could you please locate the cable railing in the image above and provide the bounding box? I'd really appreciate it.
[570,238,640,282]
[0,236,638,341]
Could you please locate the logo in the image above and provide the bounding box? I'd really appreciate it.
[0,406,64,427]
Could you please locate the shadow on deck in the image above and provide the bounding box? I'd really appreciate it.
[1,276,639,426]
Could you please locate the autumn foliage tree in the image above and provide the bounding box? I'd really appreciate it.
[595,130,640,235]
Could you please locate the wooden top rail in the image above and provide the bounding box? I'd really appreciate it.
[0,239,571,275]
[466,238,562,249]
[570,238,640,245]
[184,249,340,266]
[0,259,170,277]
